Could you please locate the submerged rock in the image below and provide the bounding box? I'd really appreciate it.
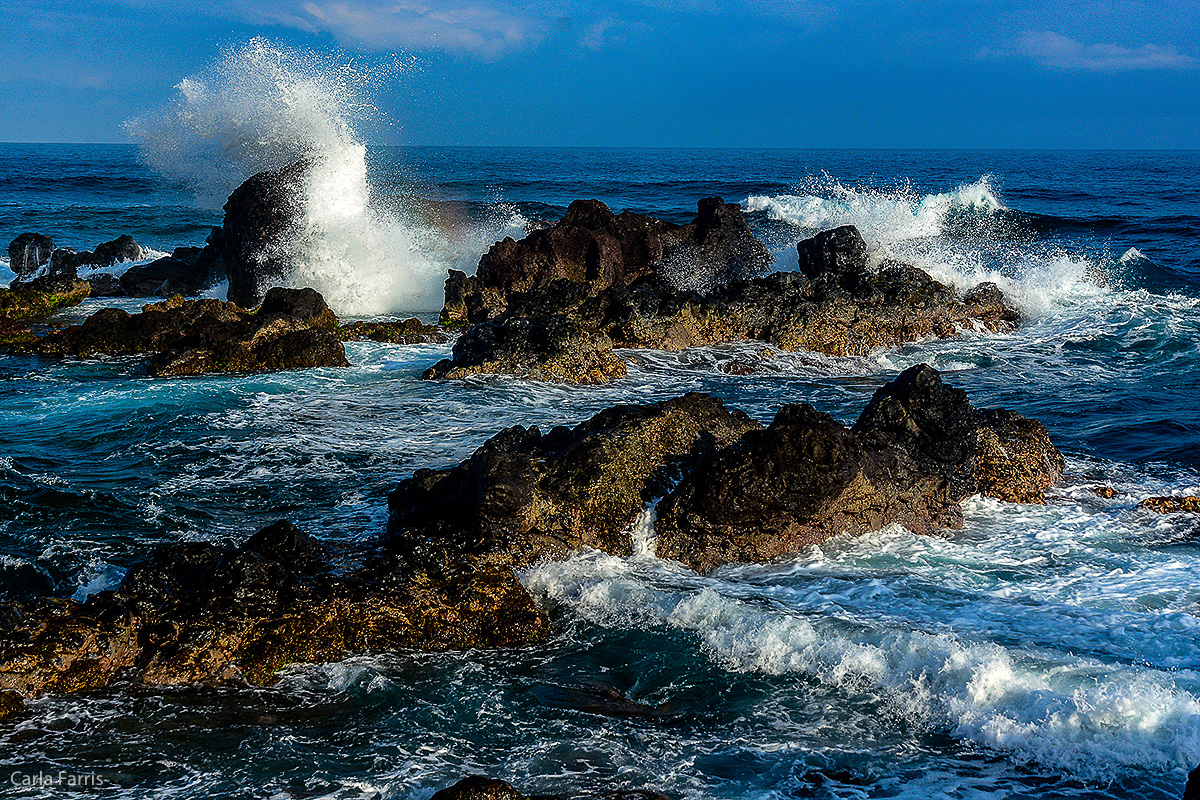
[29,287,349,376]
[0,520,546,700]
[428,210,1020,383]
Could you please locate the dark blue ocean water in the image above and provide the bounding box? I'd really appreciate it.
[2,143,1200,799]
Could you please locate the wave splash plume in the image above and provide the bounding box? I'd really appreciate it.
[126,39,443,315]
[746,176,1118,318]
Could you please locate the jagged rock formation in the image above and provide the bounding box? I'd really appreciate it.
[27,287,349,376]
[338,318,450,344]
[390,365,1062,575]
[222,161,309,307]
[422,316,627,383]
[655,364,1062,572]
[384,393,760,574]
[1138,496,1200,514]
[0,365,1061,712]
[428,205,1020,383]
[0,521,545,706]
[0,276,91,348]
[7,232,55,279]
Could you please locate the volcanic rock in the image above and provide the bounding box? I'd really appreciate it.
[384,393,760,576]
[7,232,54,279]
[652,364,1065,572]
[1138,496,1200,515]
[0,520,546,700]
[975,408,1065,503]
[29,287,349,376]
[795,224,871,291]
[427,212,1020,383]
[0,276,92,348]
[223,161,308,308]
[422,316,626,384]
[446,197,773,324]
[339,318,450,345]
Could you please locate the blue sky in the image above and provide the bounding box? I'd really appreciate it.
[2,0,1198,147]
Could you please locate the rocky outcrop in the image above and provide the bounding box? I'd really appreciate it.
[384,393,761,575]
[44,234,145,277]
[444,197,773,325]
[0,366,1062,710]
[338,318,450,345]
[422,316,627,384]
[0,521,546,707]
[7,232,55,279]
[393,365,1063,576]
[28,287,349,376]
[222,161,309,307]
[428,209,1020,383]
[654,365,1062,571]
[429,775,668,800]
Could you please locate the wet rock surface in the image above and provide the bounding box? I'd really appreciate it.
[0,365,1061,710]
[384,393,760,574]
[338,318,450,344]
[222,161,309,308]
[26,287,349,376]
[0,521,547,706]
[394,365,1063,575]
[429,204,1020,382]
[0,276,92,348]
[655,364,1061,571]
[7,232,55,278]
[1139,496,1200,514]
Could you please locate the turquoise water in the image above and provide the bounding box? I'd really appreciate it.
[2,143,1200,798]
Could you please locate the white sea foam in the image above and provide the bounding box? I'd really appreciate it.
[127,39,446,315]
[744,176,1122,320]
[747,176,1006,245]
[523,515,1200,780]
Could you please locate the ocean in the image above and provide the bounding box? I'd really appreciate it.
[2,135,1200,799]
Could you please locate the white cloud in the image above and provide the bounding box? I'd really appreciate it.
[251,0,542,58]
[1013,31,1197,72]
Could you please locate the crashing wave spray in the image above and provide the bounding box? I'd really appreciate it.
[746,176,1110,318]
[126,38,444,315]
